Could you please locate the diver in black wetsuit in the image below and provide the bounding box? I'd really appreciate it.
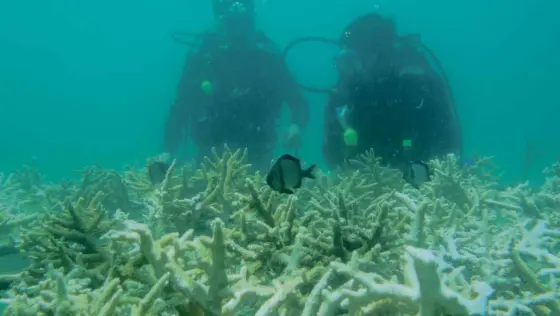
[164,0,309,170]
[322,13,462,170]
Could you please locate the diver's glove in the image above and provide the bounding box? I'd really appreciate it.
[282,123,302,152]
[158,152,172,163]
[154,152,187,169]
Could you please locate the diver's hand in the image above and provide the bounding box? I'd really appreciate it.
[157,152,172,163]
[282,124,302,151]
[156,151,188,167]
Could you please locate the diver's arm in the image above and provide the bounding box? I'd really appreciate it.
[163,52,200,154]
[430,78,463,156]
[322,92,347,169]
[257,33,310,130]
[398,47,462,157]
[163,101,188,155]
[278,61,310,130]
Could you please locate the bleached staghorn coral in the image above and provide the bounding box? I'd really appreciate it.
[537,159,560,223]
[85,218,501,316]
[257,152,402,250]
[11,193,116,302]
[2,265,124,316]
[224,150,408,281]
[222,152,558,315]
[392,154,560,315]
[0,167,48,219]
[489,219,560,315]
[0,166,43,205]
[123,145,251,237]
[104,218,305,315]
[2,148,560,315]
[302,246,494,316]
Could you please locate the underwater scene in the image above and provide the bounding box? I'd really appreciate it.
[1,0,559,315]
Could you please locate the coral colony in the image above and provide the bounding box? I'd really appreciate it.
[0,146,559,315]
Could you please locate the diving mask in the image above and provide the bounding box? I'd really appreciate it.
[214,0,252,20]
[334,49,364,78]
[229,1,247,14]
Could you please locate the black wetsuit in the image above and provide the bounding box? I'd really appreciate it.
[164,31,309,170]
[323,40,462,170]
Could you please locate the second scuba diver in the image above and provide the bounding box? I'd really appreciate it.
[318,13,463,170]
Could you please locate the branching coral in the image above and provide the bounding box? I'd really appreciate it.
[1,149,560,316]
[123,145,251,236]
[106,218,283,315]
[16,193,115,292]
[303,246,494,316]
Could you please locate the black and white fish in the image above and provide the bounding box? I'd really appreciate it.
[403,161,431,188]
[148,161,170,185]
[266,154,316,194]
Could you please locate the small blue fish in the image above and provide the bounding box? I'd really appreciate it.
[461,157,475,168]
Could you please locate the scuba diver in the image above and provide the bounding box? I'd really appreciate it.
[318,13,463,170]
[164,0,309,170]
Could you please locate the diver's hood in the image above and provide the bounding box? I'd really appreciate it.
[340,13,397,53]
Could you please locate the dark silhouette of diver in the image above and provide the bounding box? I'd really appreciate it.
[164,0,309,170]
[283,13,462,171]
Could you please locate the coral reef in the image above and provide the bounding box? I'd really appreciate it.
[0,146,559,315]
